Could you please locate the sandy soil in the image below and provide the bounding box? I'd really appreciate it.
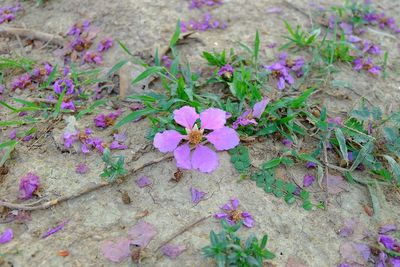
[1,0,400,266]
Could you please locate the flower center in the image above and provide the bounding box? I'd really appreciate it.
[105,116,116,127]
[188,129,203,145]
[78,132,89,141]
[229,209,243,223]
[271,70,282,78]
[286,59,295,67]
[363,63,373,71]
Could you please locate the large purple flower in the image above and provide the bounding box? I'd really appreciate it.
[278,52,305,77]
[153,106,239,173]
[265,62,294,90]
[54,78,75,94]
[19,173,40,200]
[217,64,234,79]
[233,98,269,129]
[214,198,254,228]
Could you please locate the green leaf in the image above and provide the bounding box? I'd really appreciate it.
[254,30,260,62]
[290,88,314,108]
[302,201,313,211]
[285,183,297,193]
[106,59,128,77]
[350,140,373,171]
[297,153,321,165]
[0,140,18,166]
[334,128,348,163]
[132,66,163,85]
[383,155,400,184]
[262,158,282,169]
[284,194,296,204]
[52,89,66,118]
[115,108,158,128]
[170,20,182,49]
[0,101,17,111]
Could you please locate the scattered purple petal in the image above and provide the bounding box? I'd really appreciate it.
[338,219,356,237]
[42,220,68,238]
[101,237,132,263]
[190,187,206,204]
[127,221,157,248]
[215,198,254,228]
[379,224,397,234]
[0,228,13,244]
[19,173,40,200]
[282,139,293,148]
[161,244,187,259]
[76,163,90,174]
[306,162,317,169]
[303,174,315,187]
[136,176,152,188]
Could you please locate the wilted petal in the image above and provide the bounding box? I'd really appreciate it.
[161,244,187,259]
[200,108,227,130]
[42,220,68,238]
[19,173,40,200]
[190,187,206,204]
[76,163,89,174]
[173,106,199,129]
[0,228,13,244]
[252,98,270,118]
[214,212,228,219]
[128,221,157,248]
[379,235,396,250]
[101,237,132,263]
[174,143,191,170]
[153,130,183,153]
[230,198,240,209]
[354,243,371,261]
[242,212,254,228]
[206,127,240,151]
[303,174,315,187]
[191,145,219,173]
[379,224,397,234]
[135,176,152,188]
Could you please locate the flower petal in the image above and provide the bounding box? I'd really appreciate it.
[161,244,187,259]
[191,145,219,173]
[252,98,270,119]
[174,143,191,170]
[101,237,132,263]
[206,127,240,151]
[0,228,13,244]
[200,108,227,130]
[230,198,240,209]
[190,187,206,204]
[242,212,254,228]
[153,130,183,153]
[173,106,199,129]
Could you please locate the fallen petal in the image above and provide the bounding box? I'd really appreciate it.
[135,176,152,188]
[0,228,13,244]
[128,221,157,248]
[101,237,132,263]
[42,220,68,238]
[379,224,397,234]
[161,244,187,259]
[190,187,206,204]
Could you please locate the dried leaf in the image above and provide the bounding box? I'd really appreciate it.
[128,221,157,247]
[135,210,150,219]
[58,250,70,257]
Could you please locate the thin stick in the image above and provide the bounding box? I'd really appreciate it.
[156,215,211,252]
[0,26,64,47]
[322,141,329,205]
[0,154,173,211]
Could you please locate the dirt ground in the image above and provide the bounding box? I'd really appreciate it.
[1,0,400,266]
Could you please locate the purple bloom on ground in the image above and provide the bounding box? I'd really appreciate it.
[303,173,315,187]
[279,52,305,77]
[214,198,254,227]
[110,132,128,150]
[94,110,122,128]
[161,244,187,259]
[86,137,105,153]
[340,22,353,35]
[76,163,89,174]
[391,258,400,267]
[42,220,68,238]
[12,74,31,90]
[353,57,381,76]
[61,100,76,111]
[282,138,293,148]
[338,219,356,237]
[378,235,399,250]
[361,40,381,55]
[18,111,27,117]
[182,13,226,32]
[232,98,269,129]
[83,51,103,65]
[189,0,222,9]
[0,4,22,24]
[347,35,361,43]
[64,128,104,154]
[54,78,74,94]
[354,243,371,261]
[379,224,397,234]
[0,228,13,244]
[190,187,206,204]
[19,173,40,200]
[110,141,128,150]
[136,176,152,188]
[265,62,295,90]
[9,129,17,140]
[22,135,33,142]
[97,37,113,52]
[67,20,90,36]
[217,64,234,78]
[153,106,240,173]
[306,162,317,169]
[162,55,172,68]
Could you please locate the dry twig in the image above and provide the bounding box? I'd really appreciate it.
[0,26,64,47]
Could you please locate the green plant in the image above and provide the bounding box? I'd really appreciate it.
[100,148,128,182]
[202,220,275,267]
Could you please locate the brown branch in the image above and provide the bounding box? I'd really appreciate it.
[155,214,211,252]
[0,154,173,211]
[0,26,64,47]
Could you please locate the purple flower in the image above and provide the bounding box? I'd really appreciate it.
[278,52,305,77]
[347,35,361,43]
[190,187,206,204]
[61,100,76,111]
[64,128,104,154]
[110,132,128,150]
[9,129,17,140]
[0,4,22,24]
[19,173,40,200]
[94,110,122,128]
[0,228,13,244]
[86,137,106,153]
[67,20,90,36]
[376,252,388,267]
[217,64,234,79]
[189,0,222,9]
[361,40,381,55]
[22,135,33,142]
[378,235,400,250]
[281,138,293,148]
[11,74,31,90]
[214,198,254,227]
[303,174,315,187]
[265,62,294,90]
[76,163,89,174]
[390,258,400,267]
[153,106,240,173]
[54,78,74,94]
[233,98,269,129]
[42,220,68,238]
[182,13,226,33]
[136,176,152,188]
[306,162,317,169]
[98,38,113,52]
[83,51,103,65]
[353,57,381,76]
[110,141,128,150]
[339,22,353,35]
[379,224,397,234]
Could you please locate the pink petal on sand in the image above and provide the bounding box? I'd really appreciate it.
[206,127,240,151]
[174,143,192,170]
[200,108,227,130]
[324,175,348,195]
[173,106,199,129]
[161,244,187,259]
[153,130,183,153]
[101,237,132,263]
[191,145,219,173]
[0,228,13,244]
[252,98,270,119]
[128,221,157,248]
[135,176,152,188]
